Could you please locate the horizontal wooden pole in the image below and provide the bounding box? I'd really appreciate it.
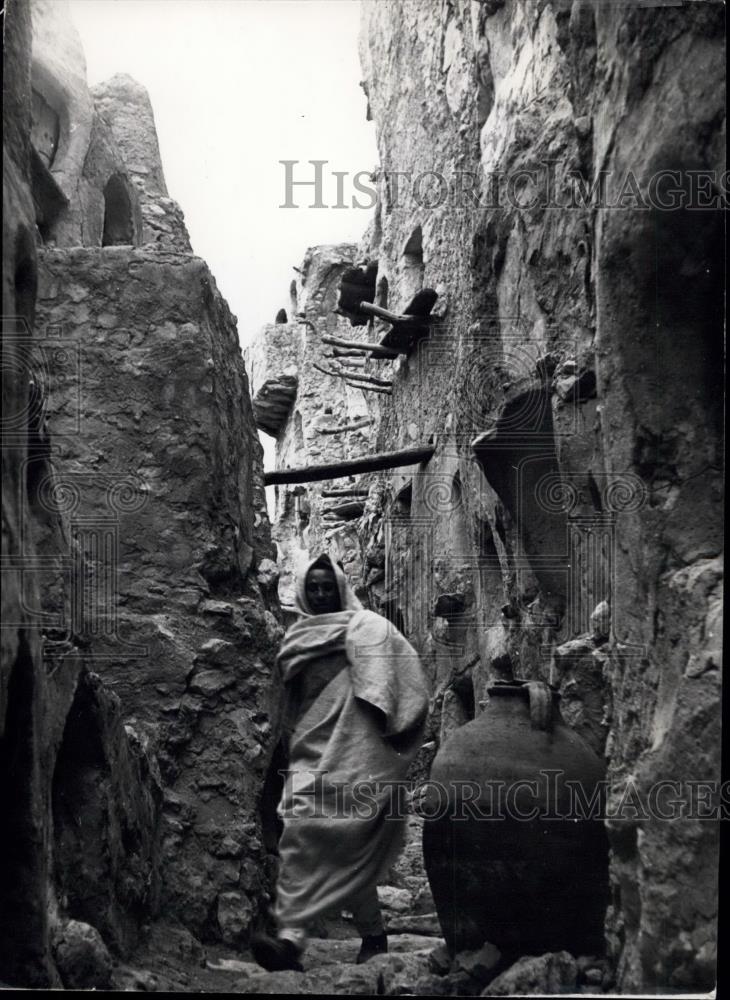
[332,346,367,358]
[317,419,373,436]
[264,445,435,486]
[312,361,391,389]
[335,367,392,389]
[321,487,369,497]
[359,301,419,325]
[321,334,400,359]
[345,380,392,395]
[323,354,367,366]
[323,500,365,519]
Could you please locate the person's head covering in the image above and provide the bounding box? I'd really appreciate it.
[293,553,362,617]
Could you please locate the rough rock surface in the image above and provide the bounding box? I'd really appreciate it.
[358,0,724,992]
[246,244,378,608]
[3,0,282,987]
[2,0,56,985]
[485,950,578,996]
[2,1,164,987]
[92,75,192,250]
[28,5,188,251]
[3,0,723,993]
[51,919,114,990]
[35,246,282,941]
[29,0,94,203]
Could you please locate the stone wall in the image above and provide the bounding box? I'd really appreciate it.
[247,244,380,608]
[2,0,283,986]
[35,245,282,943]
[2,0,162,988]
[28,2,188,251]
[92,74,192,250]
[352,0,723,992]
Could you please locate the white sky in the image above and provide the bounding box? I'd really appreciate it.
[68,0,378,347]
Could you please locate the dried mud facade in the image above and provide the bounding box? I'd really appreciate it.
[2,0,282,987]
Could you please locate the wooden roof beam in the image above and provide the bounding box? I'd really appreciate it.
[264,444,435,486]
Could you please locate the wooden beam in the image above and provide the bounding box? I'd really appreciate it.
[323,500,365,519]
[323,355,367,367]
[336,368,392,389]
[313,361,392,389]
[321,488,369,497]
[321,334,400,359]
[332,346,368,358]
[264,445,435,486]
[358,301,421,326]
[317,419,373,435]
[344,380,392,395]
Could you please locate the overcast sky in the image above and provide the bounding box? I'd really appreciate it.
[69,0,378,347]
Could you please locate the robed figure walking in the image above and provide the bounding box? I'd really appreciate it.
[252,554,429,971]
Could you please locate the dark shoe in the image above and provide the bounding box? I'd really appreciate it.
[356,932,388,964]
[251,933,304,972]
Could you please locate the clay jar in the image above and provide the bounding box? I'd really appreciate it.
[422,680,609,958]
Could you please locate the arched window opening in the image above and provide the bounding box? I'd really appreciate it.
[102,175,134,247]
[52,678,110,934]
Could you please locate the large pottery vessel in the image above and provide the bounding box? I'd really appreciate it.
[422,680,609,957]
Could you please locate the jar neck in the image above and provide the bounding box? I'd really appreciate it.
[485,681,560,727]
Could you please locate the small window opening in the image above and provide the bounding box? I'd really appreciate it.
[102,175,134,247]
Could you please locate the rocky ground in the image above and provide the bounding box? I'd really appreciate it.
[103,818,613,995]
[109,917,613,996]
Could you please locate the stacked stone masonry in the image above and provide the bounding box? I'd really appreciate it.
[2,0,281,987]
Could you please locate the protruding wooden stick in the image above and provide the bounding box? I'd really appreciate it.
[317,419,373,435]
[321,488,369,497]
[344,380,392,395]
[320,334,400,359]
[331,348,368,359]
[264,445,435,485]
[313,361,392,389]
[323,499,365,519]
[358,301,421,325]
[323,355,367,367]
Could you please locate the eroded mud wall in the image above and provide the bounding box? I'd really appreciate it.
[35,244,282,943]
[357,0,724,991]
[2,0,162,988]
[2,0,284,983]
